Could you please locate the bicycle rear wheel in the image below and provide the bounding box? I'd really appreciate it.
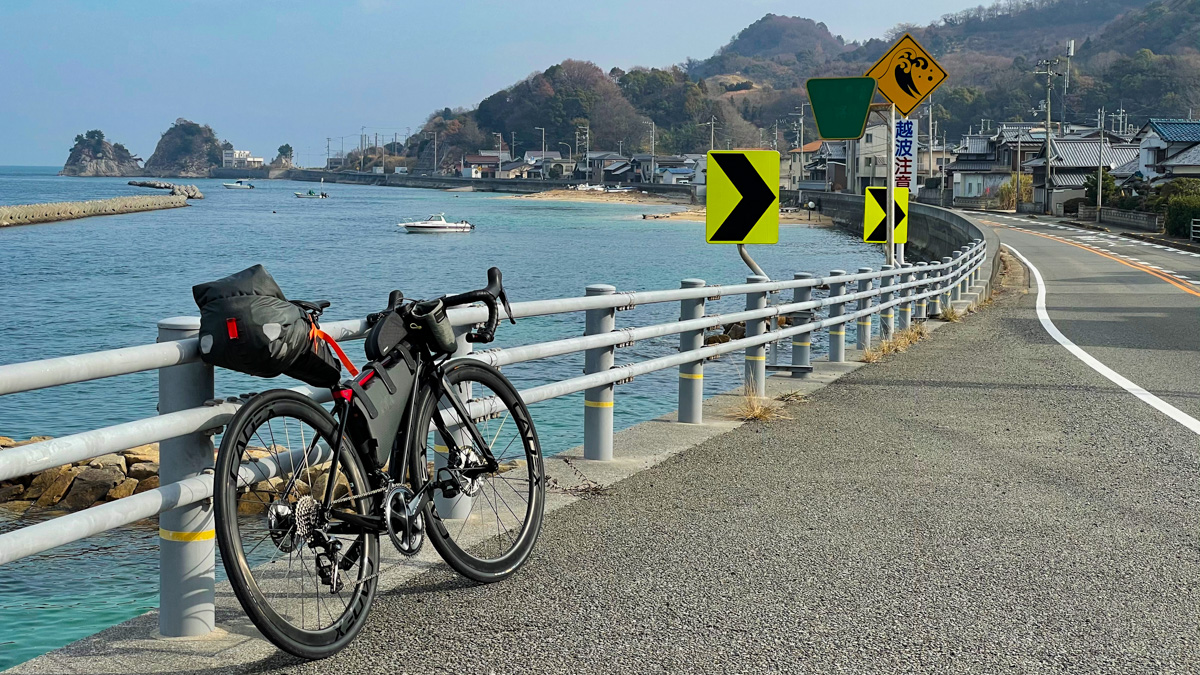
[409,360,545,583]
[213,389,379,659]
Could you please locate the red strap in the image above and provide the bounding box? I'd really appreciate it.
[310,326,359,377]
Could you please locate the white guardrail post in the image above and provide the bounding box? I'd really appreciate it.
[951,250,964,303]
[915,262,929,320]
[880,264,895,340]
[156,317,216,638]
[791,273,813,372]
[927,262,942,317]
[855,268,873,351]
[677,279,706,424]
[583,284,616,460]
[898,263,914,331]
[940,256,955,312]
[827,270,847,362]
[973,240,983,286]
[959,245,972,297]
[744,276,769,396]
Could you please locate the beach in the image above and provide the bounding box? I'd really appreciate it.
[505,188,692,205]
[647,207,835,226]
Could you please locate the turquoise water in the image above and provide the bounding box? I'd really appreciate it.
[0,166,881,668]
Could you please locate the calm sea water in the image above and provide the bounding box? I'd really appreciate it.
[0,166,881,668]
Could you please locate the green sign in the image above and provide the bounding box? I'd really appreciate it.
[805,77,878,140]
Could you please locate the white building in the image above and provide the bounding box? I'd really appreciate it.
[222,149,264,169]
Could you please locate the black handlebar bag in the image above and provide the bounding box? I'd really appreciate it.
[192,265,341,387]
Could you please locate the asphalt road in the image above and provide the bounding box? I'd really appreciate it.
[230,222,1199,673]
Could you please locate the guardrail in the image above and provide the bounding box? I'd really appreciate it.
[0,223,989,642]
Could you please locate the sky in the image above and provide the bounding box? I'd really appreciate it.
[0,0,981,166]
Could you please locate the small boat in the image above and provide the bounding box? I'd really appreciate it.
[605,186,635,193]
[400,213,474,233]
[295,190,329,199]
[223,180,255,189]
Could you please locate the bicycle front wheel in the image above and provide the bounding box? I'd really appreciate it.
[410,360,545,583]
[214,389,380,659]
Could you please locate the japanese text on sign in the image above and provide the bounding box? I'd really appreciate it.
[894,118,915,189]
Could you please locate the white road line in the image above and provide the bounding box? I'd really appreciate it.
[1003,243,1200,436]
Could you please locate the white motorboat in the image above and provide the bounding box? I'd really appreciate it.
[400,213,474,233]
[294,190,329,198]
[223,180,255,189]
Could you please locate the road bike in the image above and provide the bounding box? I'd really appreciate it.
[212,268,545,659]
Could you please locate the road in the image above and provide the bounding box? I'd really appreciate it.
[236,213,1197,673]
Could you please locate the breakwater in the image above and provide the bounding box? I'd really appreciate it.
[0,195,188,227]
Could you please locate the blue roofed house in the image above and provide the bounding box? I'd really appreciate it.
[658,166,694,184]
[1024,133,1139,214]
[1129,118,1200,186]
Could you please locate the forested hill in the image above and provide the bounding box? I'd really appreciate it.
[403,0,1197,170]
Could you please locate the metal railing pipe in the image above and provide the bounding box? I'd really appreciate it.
[677,279,705,424]
[915,263,929,320]
[745,276,769,396]
[583,285,616,461]
[951,251,964,303]
[855,268,873,351]
[156,317,216,638]
[898,263,913,331]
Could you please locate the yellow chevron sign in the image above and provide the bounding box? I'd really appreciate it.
[864,187,908,244]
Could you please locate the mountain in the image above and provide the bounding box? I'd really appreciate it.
[398,0,1199,166]
[143,119,224,178]
[60,130,141,177]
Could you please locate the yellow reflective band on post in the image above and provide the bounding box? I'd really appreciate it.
[678,372,704,380]
[159,528,215,542]
[791,341,810,347]
[745,355,766,361]
[584,400,614,408]
[830,330,845,336]
[900,307,912,313]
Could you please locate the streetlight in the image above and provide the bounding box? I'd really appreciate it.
[643,119,655,184]
[535,126,546,180]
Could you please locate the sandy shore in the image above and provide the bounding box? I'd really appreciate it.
[505,189,692,205]
[647,208,834,226]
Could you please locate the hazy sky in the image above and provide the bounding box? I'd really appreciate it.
[1,0,980,166]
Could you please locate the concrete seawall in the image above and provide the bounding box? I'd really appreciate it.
[284,169,698,201]
[0,195,188,228]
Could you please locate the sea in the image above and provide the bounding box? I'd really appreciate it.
[0,165,881,668]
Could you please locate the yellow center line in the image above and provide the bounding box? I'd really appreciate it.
[1009,226,1200,298]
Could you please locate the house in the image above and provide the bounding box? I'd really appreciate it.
[524,150,561,163]
[787,140,822,189]
[631,154,688,183]
[1024,136,1139,214]
[805,141,847,191]
[577,151,627,182]
[499,160,535,179]
[945,134,1007,206]
[682,154,707,185]
[658,167,694,184]
[1129,119,1200,185]
[325,156,346,170]
[461,154,501,178]
[222,149,264,169]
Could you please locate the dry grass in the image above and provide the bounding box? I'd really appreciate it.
[939,306,965,323]
[861,347,884,363]
[731,381,790,421]
[776,390,806,403]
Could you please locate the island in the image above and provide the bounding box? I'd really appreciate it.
[59,130,142,177]
[143,118,223,178]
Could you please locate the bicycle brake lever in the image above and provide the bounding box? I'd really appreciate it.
[499,289,515,324]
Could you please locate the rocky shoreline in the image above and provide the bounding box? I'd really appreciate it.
[0,437,161,516]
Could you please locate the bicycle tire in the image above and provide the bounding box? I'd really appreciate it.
[214,389,379,659]
[409,360,545,583]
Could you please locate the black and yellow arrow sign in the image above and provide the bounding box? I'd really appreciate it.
[864,187,908,244]
[706,150,779,244]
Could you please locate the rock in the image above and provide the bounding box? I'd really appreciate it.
[0,500,33,515]
[724,322,746,340]
[121,443,159,465]
[60,135,142,177]
[88,453,127,474]
[704,334,732,346]
[107,478,139,500]
[0,437,15,447]
[237,491,272,515]
[127,180,203,199]
[128,462,158,481]
[10,435,54,447]
[142,119,222,178]
[24,464,72,502]
[132,475,160,494]
[61,467,124,511]
[0,484,25,502]
[34,466,84,508]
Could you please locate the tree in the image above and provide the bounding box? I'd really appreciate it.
[1083,168,1117,205]
[998,173,1032,209]
[277,144,293,159]
[84,129,104,142]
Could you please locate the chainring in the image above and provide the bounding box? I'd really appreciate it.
[384,484,424,556]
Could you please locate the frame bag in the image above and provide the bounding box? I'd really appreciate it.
[192,265,341,387]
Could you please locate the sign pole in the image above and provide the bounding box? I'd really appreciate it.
[886,103,896,266]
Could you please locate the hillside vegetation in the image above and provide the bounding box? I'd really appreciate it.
[60,130,142,177]
[143,119,224,178]
[394,0,1198,171]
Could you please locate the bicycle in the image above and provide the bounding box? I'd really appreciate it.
[212,268,545,659]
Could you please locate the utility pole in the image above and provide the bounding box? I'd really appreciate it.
[1035,59,1060,214]
[511,131,517,163]
[700,115,717,151]
[1097,107,1106,220]
[789,104,809,182]
[1063,39,1075,130]
[644,119,656,184]
[493,132,503,178]
[535,126,545,180]
[326,137,330,168]
[360,126,366,172]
